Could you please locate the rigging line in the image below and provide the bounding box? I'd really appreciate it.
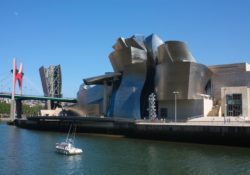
[1,78,11,91]
[22,76,43,95]
[73,124,77,145]
[0,71,12,77]
[0,73,12,92]
[66,123,72,142]
[0,73,11,82]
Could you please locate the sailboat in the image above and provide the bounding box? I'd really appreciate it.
[55,124,83,155]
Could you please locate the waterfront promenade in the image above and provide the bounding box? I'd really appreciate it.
[138,114,248,125]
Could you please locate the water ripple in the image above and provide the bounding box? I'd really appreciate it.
[1,124,250,175]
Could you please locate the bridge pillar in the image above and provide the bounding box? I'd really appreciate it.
[10,100,16,120]
[46,100,51,110]
[51,101,56,109]
[16,100,22,118]
[46,100,57,110]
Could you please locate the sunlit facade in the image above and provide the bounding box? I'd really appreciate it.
[70,34,250,120]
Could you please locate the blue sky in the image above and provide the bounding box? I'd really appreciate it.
[0,0,250,97]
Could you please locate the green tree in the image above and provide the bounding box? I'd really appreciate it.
[0,102,43,117]
[0,102,10,114]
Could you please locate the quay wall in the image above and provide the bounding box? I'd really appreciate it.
[14,117,250,146]
[134,123,250,146]
[15,117,135,135]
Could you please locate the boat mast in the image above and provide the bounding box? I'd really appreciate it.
[66,124,72,142]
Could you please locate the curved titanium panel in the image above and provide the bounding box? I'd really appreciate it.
[109,44,148,119]
[109,48,131,72]
[156,62,212,101]
[80,85,104,105]
[155,43,211,101]
[74,84,104,116]
[111,63,147,119]
[155,61,190,100]
[157,44,172,64]
[144,34,164,61]
[165,41,196,63]
[188,62,212,99]
[112,37,128,50]
[125,35,146,50]
[155,44,174,100]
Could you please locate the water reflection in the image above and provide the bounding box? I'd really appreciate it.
[61,154,83,174]
[1,124,250,175]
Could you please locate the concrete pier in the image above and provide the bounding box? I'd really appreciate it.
[134,121,250,146]
[15,116,135,135]
[14,116,250,147]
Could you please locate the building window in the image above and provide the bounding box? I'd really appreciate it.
[226,94,242,116]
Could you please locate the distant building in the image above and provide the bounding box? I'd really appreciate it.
[71,34,250,121]
[39,65,62,109]
[0,98,11,104]
[209,63,250,118]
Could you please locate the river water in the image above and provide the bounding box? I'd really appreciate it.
[1,123,250,175]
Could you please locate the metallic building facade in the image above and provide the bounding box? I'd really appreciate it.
[155,42,212,101]
[71,34,250,120]
[72,34,211,119]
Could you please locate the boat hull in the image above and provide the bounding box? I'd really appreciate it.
[55,144,83,155]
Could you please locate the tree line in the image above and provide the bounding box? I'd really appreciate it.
[0,102,43,117]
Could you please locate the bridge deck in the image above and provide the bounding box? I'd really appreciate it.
[0,93,77,103]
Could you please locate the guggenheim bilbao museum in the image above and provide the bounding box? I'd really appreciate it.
[71,34,250,121]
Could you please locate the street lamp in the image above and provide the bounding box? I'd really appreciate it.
[173,91,179,123]
[224,88,226,124]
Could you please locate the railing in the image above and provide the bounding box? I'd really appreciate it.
[137,116,250,126]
